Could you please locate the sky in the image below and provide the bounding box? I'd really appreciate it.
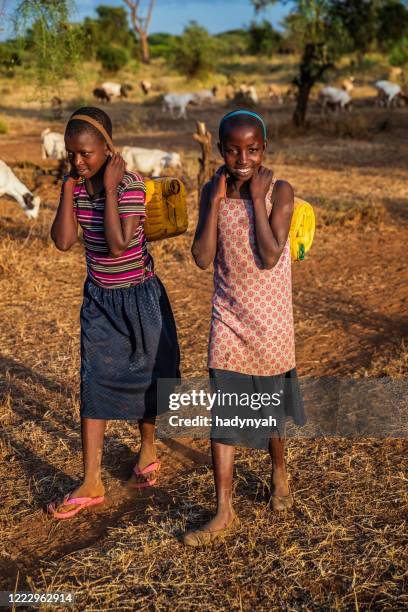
[0,1,292,41]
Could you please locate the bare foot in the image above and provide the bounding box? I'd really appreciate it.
[270,466,290,498]
[197,509,236,533]
[51,482,105,514]
[183,509,238,546]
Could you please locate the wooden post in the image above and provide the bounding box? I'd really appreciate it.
[193,121,213,192]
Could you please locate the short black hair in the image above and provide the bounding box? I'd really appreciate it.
[65,107,112,144]
[219,113,265,144]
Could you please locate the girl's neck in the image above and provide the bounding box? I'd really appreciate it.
[226,176,251,199]
[86,160,108,195]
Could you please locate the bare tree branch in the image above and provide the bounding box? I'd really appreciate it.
[123,0,155,63]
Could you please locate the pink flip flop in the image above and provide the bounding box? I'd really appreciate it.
[129,461,161,488]
[48,494,105,520]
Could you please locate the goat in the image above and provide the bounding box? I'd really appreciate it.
[50,96,62,119]
[122,146,182,177]
[93,87,111,103]
[162,93,196,119]
[140,80,152,95]
[319,86,352,113]
[374,80,407,108]
[41,129,66,160]
[0,160,41,219]
[101,82,133,99]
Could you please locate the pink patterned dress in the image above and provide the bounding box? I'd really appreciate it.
[208,180,296,376]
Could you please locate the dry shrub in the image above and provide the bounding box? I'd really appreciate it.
[315,196,388,227]
[317,114,372,139]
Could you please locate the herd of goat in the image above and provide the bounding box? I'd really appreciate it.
[0,71,406,220]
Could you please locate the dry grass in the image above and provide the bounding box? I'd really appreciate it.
[0,63,407,610]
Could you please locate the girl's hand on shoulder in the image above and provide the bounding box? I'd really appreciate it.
[250,166,273,202]
[65,168,81,187]
[210,165,227,204]
[104,152,126,191]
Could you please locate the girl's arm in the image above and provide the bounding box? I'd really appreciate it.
[50,177,79,251]
[251,167,294,269]
[191,168,226,269]
[103,153,142,258]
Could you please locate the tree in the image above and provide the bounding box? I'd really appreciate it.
[376,0,408,52]
[123,0,155,64]
[328,0,379,61]
[169,22,217,79]
[247,20,283,56]
[14,1,84,95]
[83,5,138,60]
[254,1,340,127]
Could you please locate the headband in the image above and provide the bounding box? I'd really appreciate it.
[219,110,267,142]
[67,114,115,152]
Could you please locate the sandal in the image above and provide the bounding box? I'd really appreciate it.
[48,494,105,520]
[129,460,161,489]
[182,515,240,547]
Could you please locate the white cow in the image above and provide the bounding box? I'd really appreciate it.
[319,86,352,113]
[41,129,66,160]
[374,80,406,107]
[162,93,196,119]
[122,146,182,177]
[0,160,40,219]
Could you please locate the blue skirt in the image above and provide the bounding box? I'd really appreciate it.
[80,275,180,420]
[209,368,306,449]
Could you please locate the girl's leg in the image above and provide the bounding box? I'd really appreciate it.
[128,417,158,485]
[55,418,106,510]
[268,434,290,498]
[137,417,157,469]
[199,441,236,531]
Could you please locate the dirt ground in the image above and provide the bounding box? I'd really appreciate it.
[0,90,407,610]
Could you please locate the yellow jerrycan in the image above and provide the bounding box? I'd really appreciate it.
[289,197,315,261]
[144,177,188,242]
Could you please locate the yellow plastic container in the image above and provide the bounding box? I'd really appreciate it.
[144,177,188,242]
[290,197,315,261]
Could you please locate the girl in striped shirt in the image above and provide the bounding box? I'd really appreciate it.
[49,107,180,519]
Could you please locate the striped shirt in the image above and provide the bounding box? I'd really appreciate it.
[67,171,154,289]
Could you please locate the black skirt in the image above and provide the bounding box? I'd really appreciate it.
[80,275,180,420]
[209,368,306,449]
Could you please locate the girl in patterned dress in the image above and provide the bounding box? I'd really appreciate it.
[48,107,180,519]
[185,110,305,546]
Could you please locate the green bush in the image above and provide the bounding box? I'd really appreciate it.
[148,32,178,59]
[215,29,251,55]
[389,37,408,66]
[0,41,23,76]
[84,6,139,60]
[247,20,283,57]
[97,45,129,73]
[169,22,216,78]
